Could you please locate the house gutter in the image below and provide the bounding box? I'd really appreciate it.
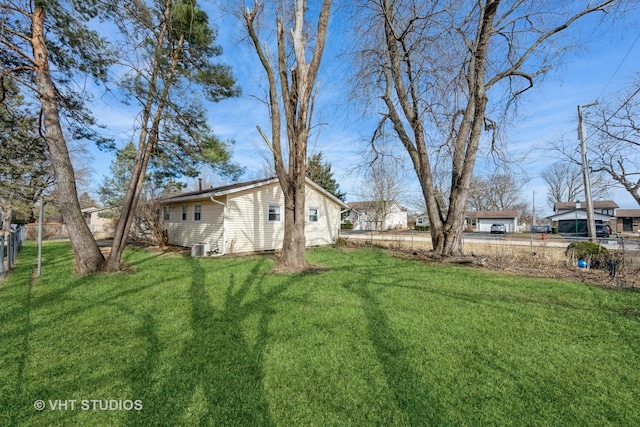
[339,208,351,238]
[210,196,226,255]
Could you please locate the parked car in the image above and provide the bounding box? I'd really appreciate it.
[595,224,611,238]
[490,223,507,234]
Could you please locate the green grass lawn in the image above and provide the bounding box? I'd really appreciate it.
[1,242,640,426]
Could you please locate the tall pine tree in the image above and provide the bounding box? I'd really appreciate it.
[104,0,241,271]
[0,78,50,234]
[1,0,114,272]
[306,152,346,201]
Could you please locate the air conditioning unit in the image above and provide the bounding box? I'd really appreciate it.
[191,243,210,257]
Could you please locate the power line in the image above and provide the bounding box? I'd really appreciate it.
[586,83,640,142]
[596,31,640,101]
[583,31,640,142]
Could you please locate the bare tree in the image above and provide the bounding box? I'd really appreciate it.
[467,173,527,212]
[360,157,406,231]
[347,0,627,256]
[242,0,332,272]
[587,78,640,205]
[542,160,611,208]
[541,161,584,207]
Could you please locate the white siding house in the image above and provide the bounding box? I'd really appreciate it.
[161,177,347,255]
[81,207,114,234]
[344,201,408,231]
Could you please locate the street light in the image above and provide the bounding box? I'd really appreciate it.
[578,102,598,241]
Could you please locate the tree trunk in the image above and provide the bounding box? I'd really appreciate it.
[105,24,181,272]
[244,1,331,273]
[104,143,150,271]
[278,176,307,271]
[1,208,13,239]
[31,7,104,274]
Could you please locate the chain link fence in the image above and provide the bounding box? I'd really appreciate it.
[1,225,28,277]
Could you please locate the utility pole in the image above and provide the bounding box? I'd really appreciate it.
[578,103,597,241]
[532,191,536,227]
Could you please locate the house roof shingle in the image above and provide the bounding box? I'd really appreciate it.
[615,209,640,217]
[465,210,519,218]
[162,176,348,208]
[162,177,277,201]
[554,200,619,210]
[347,201,407,211]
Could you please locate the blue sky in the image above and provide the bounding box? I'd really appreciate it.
[84,3,640,217]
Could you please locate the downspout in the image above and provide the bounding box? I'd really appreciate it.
[210,196,226,255]
[339,208,350,238]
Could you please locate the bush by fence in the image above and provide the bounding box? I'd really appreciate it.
[565,241,609,269]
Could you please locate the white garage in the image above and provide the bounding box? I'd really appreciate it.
[465,210,519,233]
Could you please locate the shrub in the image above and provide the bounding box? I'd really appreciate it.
[334,237,348,247]
[341,221,353,230]
[415,225,430,231]
[565,241,609,269]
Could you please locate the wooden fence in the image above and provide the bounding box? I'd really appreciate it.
[1,225,27,277]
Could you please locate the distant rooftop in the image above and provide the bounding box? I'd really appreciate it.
[554,200,619,210]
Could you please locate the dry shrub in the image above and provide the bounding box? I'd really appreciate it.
[343,234,640,289]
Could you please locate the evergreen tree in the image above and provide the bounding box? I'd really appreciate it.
[0,78,51,233]
[98,142,137,212]
[104,0,242,270]
[306,152,346,201]
[1,0,114,272]
[98,142,185,242]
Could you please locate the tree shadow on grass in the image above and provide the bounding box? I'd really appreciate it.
[346,282,451,426]
[127,257,297,426]
[5,268,35,427]
[0,253,177,426]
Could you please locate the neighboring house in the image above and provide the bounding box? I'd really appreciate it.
[553,200,618,216]
[415,213,429,227]
[344,201,408,231]
[612,209,640,234]
[547,201,618,236]
[465,210,519,233]
[161,177,347,255]
[81,207,114,234]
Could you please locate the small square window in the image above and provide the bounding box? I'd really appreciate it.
[181,204,187,221]
[194,204,201,221]
[268,204,281,222]
[309,207,319,222]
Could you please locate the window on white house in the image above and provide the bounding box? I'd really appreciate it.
[194,204,201,221]
[268,204,281,222]
[163,206,170,221]
[181,204,187,221]
[471,218,477,227]
[309,207,319,222]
